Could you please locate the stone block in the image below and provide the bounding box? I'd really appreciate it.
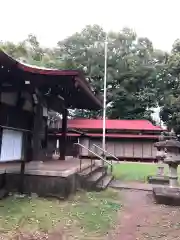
[153,186,180,206]
[147,175,169,185]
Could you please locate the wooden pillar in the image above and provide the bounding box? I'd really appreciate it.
[0,127,2,158]
[32,96,43,161]
[60,108,68,160]
[25,131,33,162]
[123,142,125,161]
[132,142,135,160]
[0,87,2,159]
[43,116,48,149]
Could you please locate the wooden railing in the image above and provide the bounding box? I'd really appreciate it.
[93,144,119,162]
[74,143,113,174]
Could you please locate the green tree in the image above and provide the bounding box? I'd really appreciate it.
[0,41,28,60]
[25,34,44,62]
[0,35,64,69]
[57,25,166,120]
[159,39,180,133]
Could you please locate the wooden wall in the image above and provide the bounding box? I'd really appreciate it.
[46,136,77,157]
[0,91,33,131]
[0,103,33,130]
[79,137,157,160]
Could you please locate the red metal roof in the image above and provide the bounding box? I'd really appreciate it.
[54,133,160,139]
[66,119,162,131]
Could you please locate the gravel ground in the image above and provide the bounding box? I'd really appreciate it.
[107,189,180,240]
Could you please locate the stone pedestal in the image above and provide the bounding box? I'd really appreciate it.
[153,163,180,206]
[153,186,180,206]
[147,161,169,185]
[147,175,169,185]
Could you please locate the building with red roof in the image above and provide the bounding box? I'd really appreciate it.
[49,118,163,162]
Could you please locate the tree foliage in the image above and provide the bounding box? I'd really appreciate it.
[57,25,166,120]
[159,39,180,133]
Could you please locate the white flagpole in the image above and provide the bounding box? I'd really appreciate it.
[102,33,108,163]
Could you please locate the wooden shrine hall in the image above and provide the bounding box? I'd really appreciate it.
[0,50,102,163]
[0,51,117,198]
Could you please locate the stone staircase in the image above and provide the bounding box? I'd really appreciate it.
[77,162,114,191]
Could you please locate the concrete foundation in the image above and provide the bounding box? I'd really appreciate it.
[0,159,91,199]
[5,173,79,199]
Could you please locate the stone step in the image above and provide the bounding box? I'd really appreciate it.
[78,165,100,177]
[85,169,107,190]
[87,170,106,183]
[96,175,114,191]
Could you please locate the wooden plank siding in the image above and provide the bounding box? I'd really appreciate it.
[78,137,156,161]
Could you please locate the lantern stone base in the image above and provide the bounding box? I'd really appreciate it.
[147,175,169,185]
[153,186,180,206]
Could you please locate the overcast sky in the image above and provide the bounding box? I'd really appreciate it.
[1,0,180,51]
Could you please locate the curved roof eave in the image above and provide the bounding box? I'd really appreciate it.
[0,49,102,109]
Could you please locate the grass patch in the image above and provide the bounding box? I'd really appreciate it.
[112,162,171,182]
[0,195,64,236]
[0,189,121,239]
[69,190,120,235]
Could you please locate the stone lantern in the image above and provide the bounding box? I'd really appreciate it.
[147,134,169,185]
[163,139,180,187]
[153,137,180,206]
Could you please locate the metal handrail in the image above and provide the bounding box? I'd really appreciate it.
[93,144,119,161]
[74,142,113,173]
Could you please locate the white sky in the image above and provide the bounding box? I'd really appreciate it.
[1,0,180,51]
